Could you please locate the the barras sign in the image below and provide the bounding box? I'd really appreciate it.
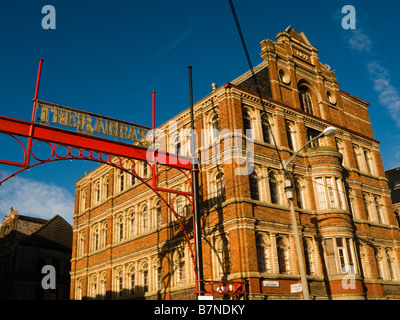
[36,101,150,147]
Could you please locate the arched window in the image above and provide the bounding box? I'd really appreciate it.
[76,278,83,300]
[80,189,87,213]
[277,236,290,274]
[116,269,123,297]
[128,266,135,295]
[374,197,383,224]
[100,273,107,299]
[143,162,149,178]
[363,194,371,220]
[117,216,124,241]
[175,196,183,216]
[299,86,313,115]
[142,263,149,293]
[93,226,99,251]
[101,221,107,247]
[129,210,135,237]
[155,259,162,291]
[94,181,100,204]
[353,146,361,170]
[141,205,148,233]
[173,248,186,286]
[129,163,136,185]
[249,171,259,201]
[303,238,315,275]
[215,171,226,204]
[285,121,295,151]
[155,200,161,228]
[178,252,186,286]
[261,113,271,144]
[211,113,220,143]
[364,150,373,175]
[294,179,304,209]
[103,176,109,199]
[119,170,125,192]
[90,275,98,299]
[256,234,270,273]
[78,230,85,256]
[172,134,181,155]
[386,250,395,280]
[213,237,230,280]
[242,109,252,138]
[269,171,280,204]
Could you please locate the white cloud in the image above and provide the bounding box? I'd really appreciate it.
[367,61,400,129]
[347,29,371,53]
[345,30,400,129]
[0,175,74,224]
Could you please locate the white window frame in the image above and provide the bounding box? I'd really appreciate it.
[324,237,358,275]
[314,176,347,211]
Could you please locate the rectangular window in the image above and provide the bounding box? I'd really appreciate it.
[325,238,337,274]
[315,178,327,209]
[120,171,124,192]
[326,177,337,209]
[325,237,356,275]
[364,149,373,175]
[306,127,321,148]
[336,178,346,210]
[336,238,346,272]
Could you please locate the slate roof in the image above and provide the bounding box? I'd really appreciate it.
[19,215,72,252]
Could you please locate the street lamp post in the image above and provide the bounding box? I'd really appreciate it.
[281,126,337,300]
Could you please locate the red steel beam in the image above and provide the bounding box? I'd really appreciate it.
[0,115,191,170]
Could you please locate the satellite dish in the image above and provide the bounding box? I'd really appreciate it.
[323,64,331,71]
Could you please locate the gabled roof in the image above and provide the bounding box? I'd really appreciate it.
[19,215,72,252]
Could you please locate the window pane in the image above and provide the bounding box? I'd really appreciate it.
[269,172,279,204]
[261,114,271,144]
[325,238,337,274]
[326,177,337,209]
[316,178,327,209]
[299,87,313,115]
[249,173,259,200]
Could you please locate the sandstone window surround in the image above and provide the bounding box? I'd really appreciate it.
[256,232,299,276]
[80,188,87,213]
[352,144,377,176]
[362,193,388,225]
[375,247,400,281]
[212,236,231,280]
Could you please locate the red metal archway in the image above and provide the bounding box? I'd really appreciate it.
[0,60,247,299]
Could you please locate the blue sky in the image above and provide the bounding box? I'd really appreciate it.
[0,0,399,224]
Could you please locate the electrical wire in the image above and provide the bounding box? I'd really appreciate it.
[227,0,287,176]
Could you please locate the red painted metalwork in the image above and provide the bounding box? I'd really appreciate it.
[198,280,248,300]
[0,115,191,172]
[25,59,43,167]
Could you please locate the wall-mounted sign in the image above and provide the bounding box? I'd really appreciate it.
[36,101,151,147]
[290,283,303,293]
[262,280,279,287]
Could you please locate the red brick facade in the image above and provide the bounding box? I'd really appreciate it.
[70,27,400,300]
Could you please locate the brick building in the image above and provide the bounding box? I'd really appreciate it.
[0,208,72,299]
[70,27,400,300]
